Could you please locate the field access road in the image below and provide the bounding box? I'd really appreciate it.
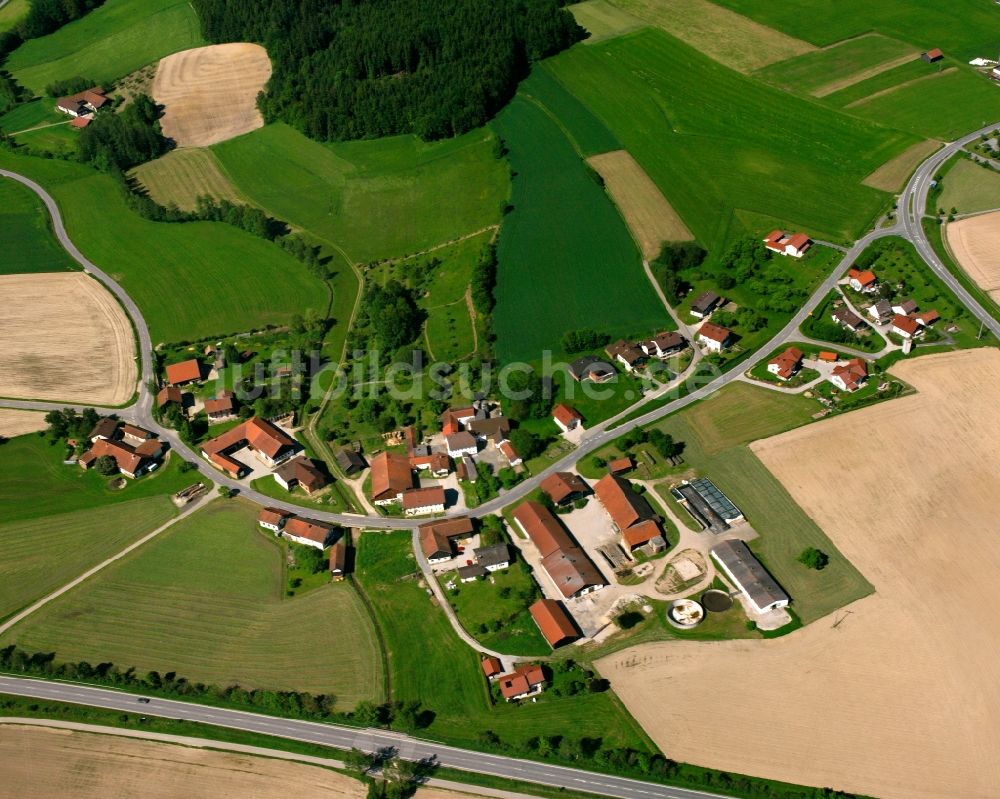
[1,124,997,533]
[0,676,731,799]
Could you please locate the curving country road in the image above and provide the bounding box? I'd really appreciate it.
[0,675,731,799]
[2,126,997,532]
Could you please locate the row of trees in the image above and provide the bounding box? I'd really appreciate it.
[192,0,582,141]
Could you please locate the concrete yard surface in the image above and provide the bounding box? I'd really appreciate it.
[597,348,1000,799]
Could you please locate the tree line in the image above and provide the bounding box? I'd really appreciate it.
[0,0,103,63]
[191,0,583,141]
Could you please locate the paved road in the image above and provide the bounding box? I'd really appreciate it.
[0,676,730,799]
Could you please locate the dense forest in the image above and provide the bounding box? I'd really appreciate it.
[192,0,582,141]
[0,0,103,60]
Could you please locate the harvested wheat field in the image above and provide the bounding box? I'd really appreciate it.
[131,148,250,211]
[588,150,692,258]
[946,212,1000,304]
[0,409,46,437]
[0,273,136,405]
[154,43,271,147]
[599,349,1000,799]
[0,724,367,799]
[862,139,940,191]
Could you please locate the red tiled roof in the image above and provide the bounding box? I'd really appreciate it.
[785,232,811,250]
[283,516,333,545]
[914,310,940,325]
[369,451,414,501]
[156,386,182,407]
[595,473,656,531]
[499,440,520,462]
[258,507,289,527]
[552,403,583,427]
[698,321,732,343]
[847,268,877,287]
[540,472,589,504]
[410,452,451,472]
[831,358,868,391]
[482,657,502,677]
[497,664,545,700]
[401,485,445,511]
[512,501,574,557]
[529,599,578,647]
[165,359,202,385]
[926,48,943,59]
[83,437,144,475]
[607,456,633,474]
[763,229,784,244]
[892,314,919,336]
[818,351,838,362]
[70,116,91,128]
[204,395,235,414]
[622,518,662,550]
[768,346,803,379]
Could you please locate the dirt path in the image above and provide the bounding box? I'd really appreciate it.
[812,51,920,97]
[846,67,957,107]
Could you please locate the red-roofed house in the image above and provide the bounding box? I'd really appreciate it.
[282,516,336,549]
[847,269,879,294]
[697,322,733,353]
[258,507,289,531]
[409,452,451,477]
[552,403,583,433]
[402,485,446,516]
[891,314,920,339]
[829,358,868,392]
[165,359,203,386]
[370,451,415,505]
[200,416,299,476]
[204,392,236,422]
[914,310,940,327]
[763,230,812,258]
[482,656,503,680]
[497,664,546,701]
[499,440,522,467]
[529,598,578,648]
[767,346,803,380]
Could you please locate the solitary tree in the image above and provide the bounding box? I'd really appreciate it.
[94,455,118,476]
[798,547,829,570]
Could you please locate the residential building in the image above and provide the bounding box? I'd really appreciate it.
[594,473,663,553]
[446,431,479,458]
[567,356,616,383]
[711,539,790,614]
[529,599,578,648]
[497,664,546,702]
[370,451,414,505]
[499,440,522,467]
[120,424,153,446]
[847,269,878,293]
[257,507,289,532]
[204,392,236,422]
[458,564,487,583]
[89,417,119,441]
[868,300,893,324]
[474,544,511,571]
[78,437,146,478]
[892,299,918,316]
[165,359,203,386]
[891,314,920,339]
[552,403,583,433]
[829,358,868,392]
[689,291,721,318]
[832,306,866,332]
[540,471,589,505]
[409,452,451,477]
[767,346,803,380]
[274,456,328,494]
[55,87,108,117]
[914,310,940,327]
[512,501,604,598]
[467,416,511,446]
[402,485,446,516]
[282,517,336,550]
[439,406,476,432]
[156,385,182,409]
[200,417,299,476]
[418,517,474,563]
[605,340,646,372]
[697,321,733,353]
[641,331,686,359]
[481,657,503,680]
[763,230,812,258]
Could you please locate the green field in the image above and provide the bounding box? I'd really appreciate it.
[847,68,1000,140]
[755,34,917,94]
[822,59,936,108]
[0,435,194,522]
[569,0,646,43]
[937,158,1000,215]
[0,497,176,622]
[0,150,328,344]
[710,0,1000,56]
[355,531,653,751]
[545,29,913,252]
[0,98,65,133]
[213,123,508,265]
[491,93,667,362]
[3,500,384,703]
[6,0,204,95]
[0,176,79,273]
[0,0,27,32]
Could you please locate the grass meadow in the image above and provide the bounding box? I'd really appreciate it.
[0,150,327,344]
[755,34,917,94]
[213,122,508,264]
[130,149,252,211]
[0,98,66,132]
[937,159,1000,216]
[355,530,654,751]
[0,497,176,622]
[0,0,27,32]
[3,500,385,704]
[491,94,666,362]
[0,435,193,522]
[579,382,873,624]
[822,59,936,108]
[0,177,79,274]
[6,0,204,95]
[545,30,913,252]
[710,0,1000,57]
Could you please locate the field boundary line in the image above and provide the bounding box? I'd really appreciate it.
[0,492,216,637]
[346,572,391,703]
[811,50,921,98]
[8,120,70,135]
[845,67,957,108]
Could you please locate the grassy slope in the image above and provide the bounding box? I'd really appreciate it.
[545,29,912,252]
[938,159,1000,216]
[0,435,194,522]
[755,34,916,93]
[0,497,176,622]
[213,123,508,264]
[491,94,666,362]
[0,0,27,32]
[0,177,79,274]
[822,59,935,108]
[0,150,327,344]
[709,0,1000,56]
[7,0,204,95]
[130,149,251,211]
[356,531,653,750]
[3,500,384,704]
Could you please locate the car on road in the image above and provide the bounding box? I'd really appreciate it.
[137,697,151,703]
